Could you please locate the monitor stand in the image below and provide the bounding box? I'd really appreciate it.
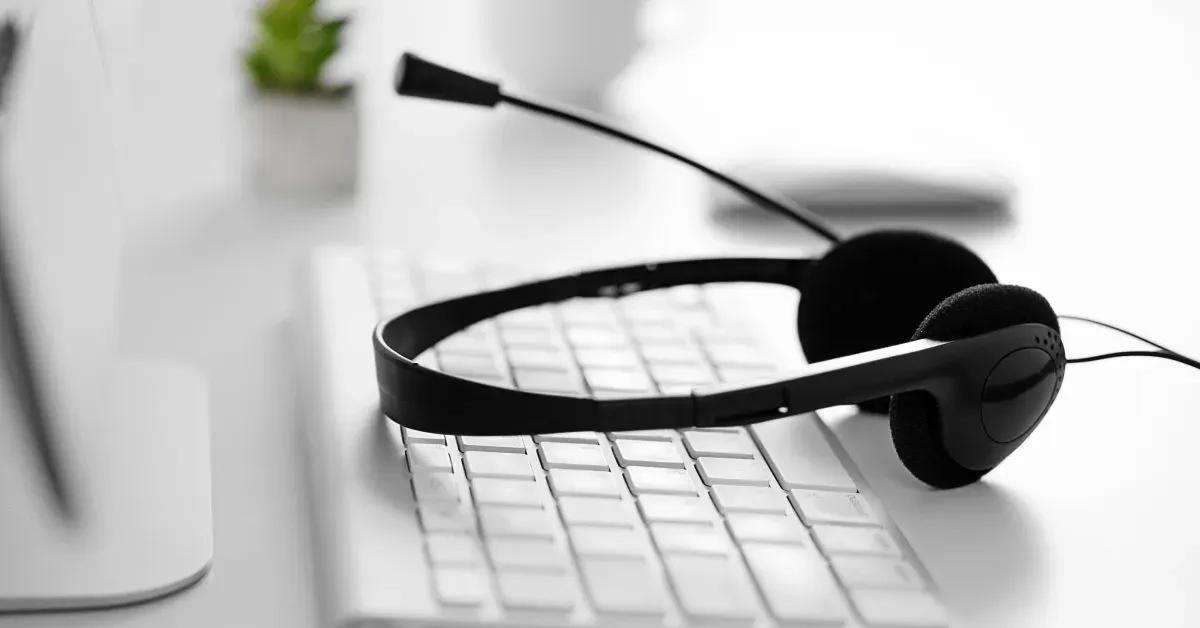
[0,358,212,611]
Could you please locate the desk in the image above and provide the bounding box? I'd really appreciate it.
[3,1,1199,626]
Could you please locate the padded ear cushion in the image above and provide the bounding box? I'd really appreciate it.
[797,230,998,413]
[890,284,1058,488]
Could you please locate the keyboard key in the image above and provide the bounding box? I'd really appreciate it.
[753,416,857,492]
[831,556,924,589]
[459,435,526,453]
[425,533,481,565]
[717,366,778,383]
[667,284,705,305]
[406,444,452,472]
[792,490,878,526]
[591,390,655,400]
[583,367,652,392]
[411,473,461,503]
[711,485,790,514]
[534,431,599,444]
[647,363,714,385]
[500,327,558,349]
[418,503,475,533]
[651,522,730,555]
[726,512,808,544]
[850,589,949,627]
[619,295,673,317]
[662,554,756,620]
[437,334,493,356]
[463,451,533,480]
[559,497,636,527]
[558,299,619,324]
[438,353,503,379]
[488,537,567,571]
[696,457,772,486]
[538,442,609,470]
[575,348,640,369]
[548,469,622,497]
[691,426,742,434]
[742,543,848,624]
[656,383,699,396]
[402,427,446,444]
[613,440,684,468]
[579,557,666,616]
[637,494,713,523]
[706,344,775,368]
[626,467,696,495]
[478,505,556,538]
[683,430,756,459]
[640,344,702,363]
[433,567,488,606]
[457,324,491,340]
[812,525,903,556]
[496,571,576,611]
[629,322,685,344]
[470,478,543,507]
[568,525,644,557]
[496,307,553,328]
[505,347,569,371]
[566,327,628,348]
[696,328,757,347]
[609,429,674,442]
[512,368,584,394]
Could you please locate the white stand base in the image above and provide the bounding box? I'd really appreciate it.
[0,359,212,611]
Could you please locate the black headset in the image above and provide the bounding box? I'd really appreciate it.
[375,53,1196,489]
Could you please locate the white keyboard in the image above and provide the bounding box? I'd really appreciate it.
[299,247,948,628]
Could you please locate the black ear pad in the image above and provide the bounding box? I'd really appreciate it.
[797,230,998,413]
[890,284,1059,488]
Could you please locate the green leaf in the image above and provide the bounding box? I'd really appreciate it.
[245,0,348,94]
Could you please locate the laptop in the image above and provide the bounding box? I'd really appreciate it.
[297,247,950,626]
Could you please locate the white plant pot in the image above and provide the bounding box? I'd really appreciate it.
[249,91,359,203]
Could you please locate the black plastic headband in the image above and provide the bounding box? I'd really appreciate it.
[374,257,809,435]
[373,256,1060,470]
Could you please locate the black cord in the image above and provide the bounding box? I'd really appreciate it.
[1067,350,1200,370]
[500,93,843,245]
[1058,314,1177,354]
[1060,315,1200,372]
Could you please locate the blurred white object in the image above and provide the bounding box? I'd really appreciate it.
[249,92,359,203]
[0,0,211,611]
[484,0,643,104]
[712,161,1014,217]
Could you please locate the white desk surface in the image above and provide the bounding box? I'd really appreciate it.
[4,0,1200,626]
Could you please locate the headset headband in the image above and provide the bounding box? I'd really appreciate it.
[375,257,808,434]
[373,255,1052,471]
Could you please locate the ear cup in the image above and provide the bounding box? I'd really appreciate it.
[796,230,998,413]
[890,284,1059,488]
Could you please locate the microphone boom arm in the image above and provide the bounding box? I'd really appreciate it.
[394,52,842,244]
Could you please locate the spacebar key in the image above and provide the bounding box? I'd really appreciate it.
[752,414,856,492]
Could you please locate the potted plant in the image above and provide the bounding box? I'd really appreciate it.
[244,0,357,201]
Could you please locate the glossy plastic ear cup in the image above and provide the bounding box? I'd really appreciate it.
[796,230,998,413]
[890,284,1060,488]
